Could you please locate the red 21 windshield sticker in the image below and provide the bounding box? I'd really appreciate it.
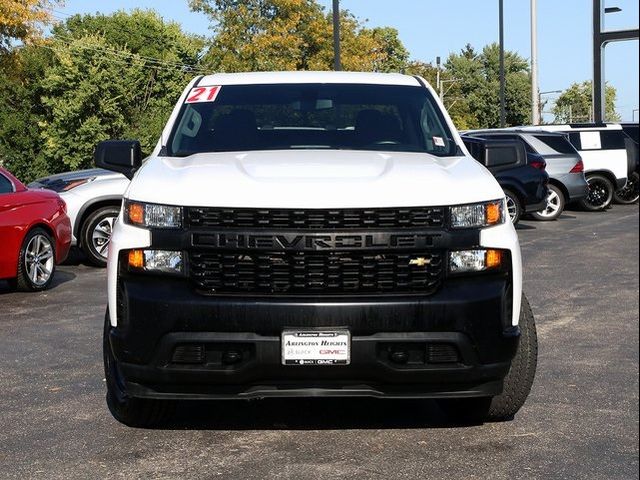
[185,85,222,104]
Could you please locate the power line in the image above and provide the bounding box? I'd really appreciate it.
[45,8,206,73]
[38,41,203,75]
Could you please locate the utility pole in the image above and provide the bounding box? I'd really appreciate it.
[499,0,506,127]
[436,56,441,96]
[332,0,341,71]
[531,0,540,125]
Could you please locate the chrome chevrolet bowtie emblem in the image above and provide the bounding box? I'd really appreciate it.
[409,257,431,267]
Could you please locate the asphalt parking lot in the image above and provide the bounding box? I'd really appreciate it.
[0,205,638,479]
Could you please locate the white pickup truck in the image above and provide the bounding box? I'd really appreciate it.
[95,71,537,427]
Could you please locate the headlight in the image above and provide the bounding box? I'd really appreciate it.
[450,200,505,229]
[125,200,182,228]
[128,249,184,275]
[449,249,505,274]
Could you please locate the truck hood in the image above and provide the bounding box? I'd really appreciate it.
[126,150,504,208]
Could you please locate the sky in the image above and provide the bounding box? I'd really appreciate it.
[57,0,639,122]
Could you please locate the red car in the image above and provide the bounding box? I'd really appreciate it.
[0,167,72,291]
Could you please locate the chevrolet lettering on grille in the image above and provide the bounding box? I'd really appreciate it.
[192,232,443,251]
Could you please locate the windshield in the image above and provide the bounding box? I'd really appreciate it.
[167,83,457,157]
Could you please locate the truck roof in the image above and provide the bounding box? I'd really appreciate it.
[198,71,423,87]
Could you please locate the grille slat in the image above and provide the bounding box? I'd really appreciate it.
[187,206,444,230]
[190,251,443,295]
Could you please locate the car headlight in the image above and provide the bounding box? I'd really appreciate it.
[127,249,184,275]
[449,249,505,274]
[124,200,182,228]
[450,200,505,229]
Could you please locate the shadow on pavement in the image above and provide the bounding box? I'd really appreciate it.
[515,222,536,230]
[0,269,75,294]
[164,397,479,430]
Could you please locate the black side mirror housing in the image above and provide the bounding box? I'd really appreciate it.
[461,136,524,169]
[94,140,142,179]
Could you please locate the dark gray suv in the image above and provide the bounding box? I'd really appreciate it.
[464,130,588,220]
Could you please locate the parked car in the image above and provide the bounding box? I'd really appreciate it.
[614,122,639,204]
[96,71,537,427]
[463,129,588,221]
[461,134,549,224]
[520,123,634,211]
[0,167,72,291]
[29,168,129,267]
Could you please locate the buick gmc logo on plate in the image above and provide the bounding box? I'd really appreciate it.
[193,232,443,251]
[282,331,351,365]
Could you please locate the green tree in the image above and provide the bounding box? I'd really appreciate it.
[52,10,205,153]
[552,80,620,123]
[189,0,409,72]
[444,43,531,129]
[0,45,54,179]
[38,35,146,172]
[0,10,204,180]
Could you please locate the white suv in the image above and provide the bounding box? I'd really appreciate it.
[95,71,537,427]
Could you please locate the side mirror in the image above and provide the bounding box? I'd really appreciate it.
[94,140,142,179]
[462,136,524,169]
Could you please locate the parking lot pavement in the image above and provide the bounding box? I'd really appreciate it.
[0,205,638,479]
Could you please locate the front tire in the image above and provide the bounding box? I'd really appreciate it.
[15,228,56,292]
[531,184,565,221]
[613,172,639,204]
[504,190,522,225]
[438,295,538,423]
[580,174,614,211]
[104,311,174,427]
[81,206,119,267]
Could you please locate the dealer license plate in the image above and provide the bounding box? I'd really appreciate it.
[281,330,350,365]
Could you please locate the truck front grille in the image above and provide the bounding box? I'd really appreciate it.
[187,206,445,230]
[189,251,444,295]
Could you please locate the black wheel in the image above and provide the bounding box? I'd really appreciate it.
[531,184,565,221]
[438,295,538,423]
[579,174,614,211]
[81,206,119,267]
[503,190,522,225]
[15,228,56,291]
[613,172,639,204]
[104,311,174,427]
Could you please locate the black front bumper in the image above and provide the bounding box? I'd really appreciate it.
[109,274,519,400]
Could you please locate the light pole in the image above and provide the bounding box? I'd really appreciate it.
[332,0,341,71]
[531,0,540,125]
[499,0,506,127]
[592,2,638,122]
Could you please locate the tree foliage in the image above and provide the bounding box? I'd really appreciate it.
[444,43,532,129]
[189,0,407,72]
[0,0,60,52]
[0,9,204,180]
[552,80,620,123]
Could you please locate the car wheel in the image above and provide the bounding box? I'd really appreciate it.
[531,184,565,221]
[504,190,522,225]
[613,172,639,204]
[15,228,56,292]
[104,310,174,428]
[438,295,538,423]
[579,174,614,211]
[81,206,119,267]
